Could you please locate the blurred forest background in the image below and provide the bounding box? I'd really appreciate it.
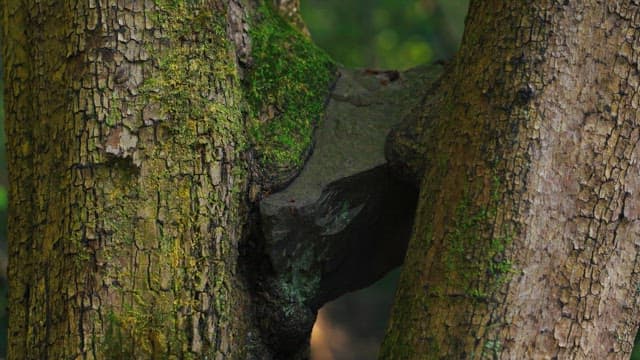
[1,0,638,359]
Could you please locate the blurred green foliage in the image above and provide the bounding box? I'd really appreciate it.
[633,334,640,360]
[0,188,6,212]
[301,0,468,69]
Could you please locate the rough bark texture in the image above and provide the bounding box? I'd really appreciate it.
[383,1,640,359]
[2,0,263,358]
[7,0,640,358]
[2,0,351,357]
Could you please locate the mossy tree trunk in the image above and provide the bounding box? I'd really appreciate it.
[382,1,640,358]
[5,0,640,359]
[2,0,331,358]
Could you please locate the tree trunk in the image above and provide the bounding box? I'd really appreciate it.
[2,0,333,358]
[6,0,640,359]
[383,1,640,358]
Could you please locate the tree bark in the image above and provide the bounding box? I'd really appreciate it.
[2,0,327,358]
[5,0,640,359]
[383,1,640,358]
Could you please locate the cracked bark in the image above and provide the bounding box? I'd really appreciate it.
[3,0,413,357]
[4,0,261,358]
[5,0,640,359]
[383,1,640,359]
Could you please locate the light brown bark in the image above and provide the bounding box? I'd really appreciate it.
[272,0,308,35]
[383,1,640,359]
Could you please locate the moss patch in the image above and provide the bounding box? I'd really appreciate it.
[97,1,246,357]
[244,3,336,170]
[141,3,243,146]
[444,176,513,300]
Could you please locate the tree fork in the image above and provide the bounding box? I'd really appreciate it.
[249,64,441,356]
[6,0,640,359]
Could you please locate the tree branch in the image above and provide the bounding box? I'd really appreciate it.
[249,64,442,356]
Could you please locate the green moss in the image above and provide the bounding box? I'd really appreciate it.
[102,301,177,360]
[103,310,133,359]
[140,1,243,149]
[98,2,245,357]
[443,176,513,300]
[244,3,336,168]
[105,93,121,126]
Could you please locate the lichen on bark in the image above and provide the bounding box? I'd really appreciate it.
[4,0,262,358]
[96,1,251,357]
